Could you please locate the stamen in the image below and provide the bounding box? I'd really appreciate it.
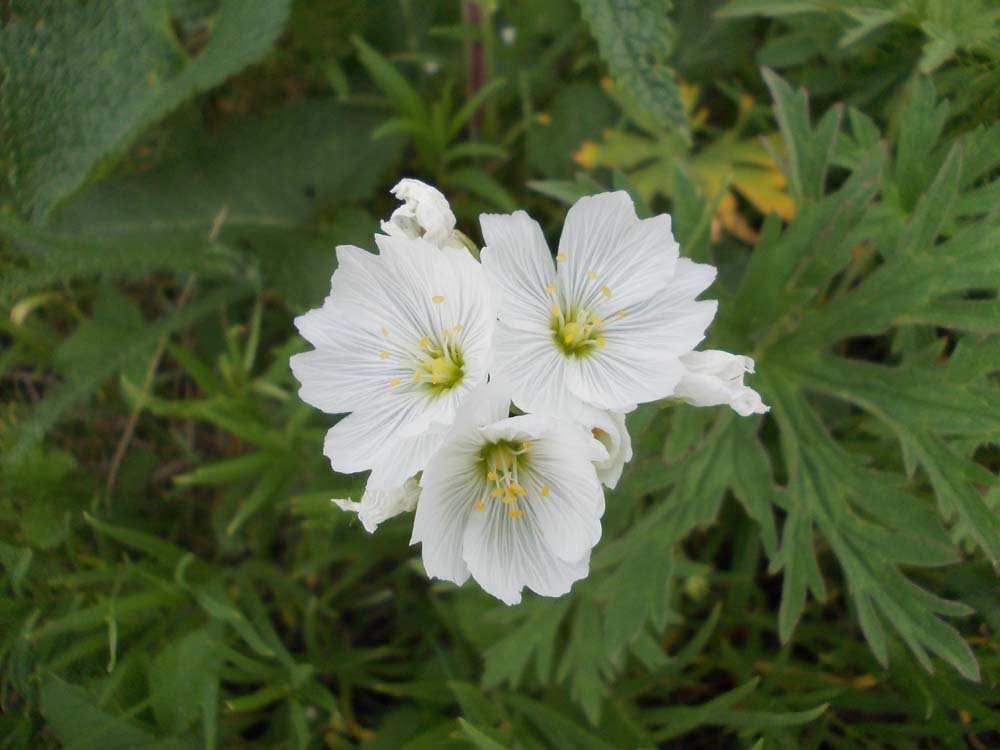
[617,309,625,319]
[379,351,389,359]
[508,508,523,519]
[487,471,497,481]
[453,324,463,332]
[389,378,401,387]
[545,283,557,294]
[412,370,421,383]
[432,295,445,303]
[591,316,602,326]
[476,502,485,512]
[509,483,526,495]
[491,488,505,498]
[596,338,606,347]
[601,285,612,297]
[381,327,390,336]
[551,303,561,318]
[540,486,550,497]
[586,270,597,280]
[521,442,529,451]
[503,495,518,504]
[419,335,430,348]
[556,254,567,262]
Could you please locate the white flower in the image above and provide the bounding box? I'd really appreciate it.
[675,350,769,417]
[481,191,718,416]
[290,235,494,489]
[578,405,632,489]
[381,178,460,248]
[411,385,608,605]
[334,477,421,533]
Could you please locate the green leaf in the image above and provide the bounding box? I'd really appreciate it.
[557,598,608,723]
[761,67,842,203]
[577,0,688,136]
[150,629,221,734]
[45,102,400,308]
[0,0,292,220]
[40,676,174,750]
[456,718,511,750]
[5,284,250,465]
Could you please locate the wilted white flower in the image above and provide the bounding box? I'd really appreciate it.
[333,477,421,533]
[675,350,769,417]
[578,405,632,489]
[290,235,494,489]
[381,178,459,248]
[500,25,517,45]
[481,191,717,416]
[411,385,607,605]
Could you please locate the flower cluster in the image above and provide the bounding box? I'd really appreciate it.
[291,179,767,605]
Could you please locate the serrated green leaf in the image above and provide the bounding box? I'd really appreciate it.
[762,67,842,203]
[577,0,689,136]
[0,0,292,220]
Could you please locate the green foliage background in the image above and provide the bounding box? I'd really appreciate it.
[1,0,999,748]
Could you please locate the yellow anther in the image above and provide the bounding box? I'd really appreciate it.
[475,501,485,512]
[453,324,463,332]
[586,270,597,280]
[591,316,602,326]
[381,327,390,336]
[545,283,557,294]
[487,471,497,481]
[503,495,518,504]
[521,442,529,450]
[432,295,445,303]
[390,378,401,387]
[412,370,421,383]
[491,488,505,498]
[564,333,574,344]
[379,350,389,359]
[419,335,430,348]
[509,483,526,495]
[617,309,625,319]
[431,372,439,384]
[540,485,550,497]
[508,508,524,519]
[596,338,606,347]
[601,285,612,297]
[551,303,561,318]
[556,254,567,262]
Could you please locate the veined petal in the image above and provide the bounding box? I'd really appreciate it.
[324,408,446,488]
[565,345,685,412]
[481,211,557,333]
[676,350,770,416]
[557,192,677,312]
[462,498,590,605]
[411,432,483,586]
[490,321,588,418]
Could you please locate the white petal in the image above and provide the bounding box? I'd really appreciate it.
[557,192,677,313]
[382,178,458,248]
[410,434,482,586]
[323,404,445,488]
[462,497,590,605]
[334,478,421,533]
[480,211,556,333]
[676,350,770,416]
[577,406,632,489]
[565,344,685,412]
[489,321,589,417]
